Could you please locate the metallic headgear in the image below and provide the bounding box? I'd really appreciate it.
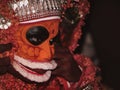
[9,0,63,24]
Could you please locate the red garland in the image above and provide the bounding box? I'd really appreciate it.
[73,54,100,89]
[0,73,37,90]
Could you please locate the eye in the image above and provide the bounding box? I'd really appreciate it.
[49,33,60,45]
[49,39,54,45]
[26,26,49,46]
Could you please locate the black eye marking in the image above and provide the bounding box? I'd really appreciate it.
[26,26,49,45]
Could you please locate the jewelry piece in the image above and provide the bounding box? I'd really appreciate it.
[0,14,12,30]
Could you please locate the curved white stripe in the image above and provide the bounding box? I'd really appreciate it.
[20,16,60,24]
[67,81,71,88]
[79,65,83,71]
[12,61,51,82]
[14,55,57,70]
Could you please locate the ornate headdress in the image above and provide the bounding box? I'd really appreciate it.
[0,0,90,26]
[8,0,62,24]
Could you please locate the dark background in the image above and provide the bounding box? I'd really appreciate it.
[83,0,120,89]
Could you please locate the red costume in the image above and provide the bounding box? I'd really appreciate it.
[0,0,101,89]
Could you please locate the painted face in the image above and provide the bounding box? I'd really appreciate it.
[12,19,60,82]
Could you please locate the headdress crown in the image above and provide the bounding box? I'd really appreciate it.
[9,0,63,24]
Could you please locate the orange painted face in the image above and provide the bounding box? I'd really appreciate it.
[12,19,60,82]
[15,19,60,62]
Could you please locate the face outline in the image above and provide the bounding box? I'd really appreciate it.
[12,19,60,82]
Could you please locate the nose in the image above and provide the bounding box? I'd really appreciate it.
[36,41,54,62]
[26,26,49,46]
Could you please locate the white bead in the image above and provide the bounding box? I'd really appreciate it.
[3,25,8,29]
[32,10,36,13]
[80,14,83,18]
[7,22,11,26]
[27,11,30,15]
[2,19,6,23]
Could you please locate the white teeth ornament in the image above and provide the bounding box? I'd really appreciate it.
[0,15,12,30]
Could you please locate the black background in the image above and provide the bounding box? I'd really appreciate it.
[84,0,120,89]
